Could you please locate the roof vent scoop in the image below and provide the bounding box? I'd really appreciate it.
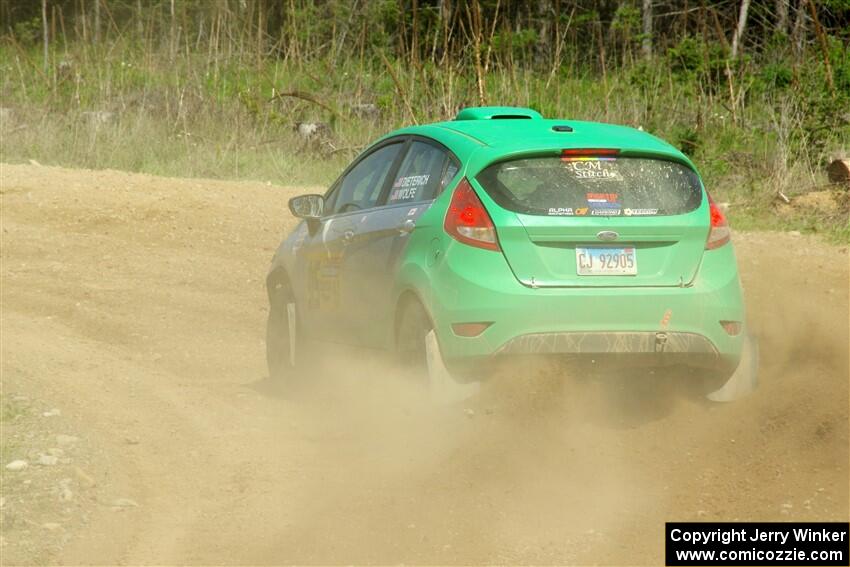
[454,106,543,121]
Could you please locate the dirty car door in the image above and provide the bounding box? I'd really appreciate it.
[343,139,459,346]
[297,141,405,343]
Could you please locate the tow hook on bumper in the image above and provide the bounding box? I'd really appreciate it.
[654,332,668,353]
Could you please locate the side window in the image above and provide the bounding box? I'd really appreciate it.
[326,143,402,215]
[440,161,460,191]
[386,141,450,205]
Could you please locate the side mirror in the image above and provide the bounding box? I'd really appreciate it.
[288,194,324,222]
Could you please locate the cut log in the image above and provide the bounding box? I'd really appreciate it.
[827,158,850,186]
[294,121,329,139]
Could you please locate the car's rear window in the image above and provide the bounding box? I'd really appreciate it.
[476,156,703,217]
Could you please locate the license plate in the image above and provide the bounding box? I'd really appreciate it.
[576,247,637,276]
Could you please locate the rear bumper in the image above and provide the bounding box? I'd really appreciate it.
[495,331,717,355]
[427,239,746,369]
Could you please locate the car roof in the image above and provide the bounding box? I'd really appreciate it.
[380,107,695,173]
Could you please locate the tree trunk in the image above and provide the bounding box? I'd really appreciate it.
[730,0,751,59]
[169,0,176,60]
[256,0,264,68]
[641,0,652,59]
[805,0,835,96]
[136,0,143,39]
[42,0,49,75]
[792,0,807,60]
[411,0,419,66]
[776,0,789,34]
[93,0,100,44]
[536,0,552,66]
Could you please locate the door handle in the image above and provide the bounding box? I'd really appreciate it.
[399,219,416,234]
[342,229,355,244]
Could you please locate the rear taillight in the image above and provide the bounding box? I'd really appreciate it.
[706,194,731,250]
[444,178,500,252]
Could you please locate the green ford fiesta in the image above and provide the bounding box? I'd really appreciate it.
[267,106,757,400]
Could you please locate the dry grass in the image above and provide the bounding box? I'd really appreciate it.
[1,37,847,239]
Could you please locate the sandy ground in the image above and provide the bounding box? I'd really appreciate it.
[1,163,848,565]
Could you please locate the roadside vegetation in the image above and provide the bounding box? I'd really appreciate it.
[1,1,848,240]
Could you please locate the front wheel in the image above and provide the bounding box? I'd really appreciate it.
[395,299,432,374]
[266,290,299,385]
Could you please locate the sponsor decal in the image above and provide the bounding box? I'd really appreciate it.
[389,174,430,202]
[585,193,621,216]
[624,208,659,216]
[562,159,621,179]
[586,192,620,208]
[307,253,343,311]
[586,192,618,202]
[575,207,589,216]
[390,187,419,201]
[548,207,574,216]
[393,174,430,188]
[407,207,418,216]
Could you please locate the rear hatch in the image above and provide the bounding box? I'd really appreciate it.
[475,153,709,287]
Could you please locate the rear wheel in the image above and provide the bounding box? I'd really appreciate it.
[395,299,432,375]
[396,298,480,403]
[705,334,759,401]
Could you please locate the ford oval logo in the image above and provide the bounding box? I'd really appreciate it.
[597,230,619,241]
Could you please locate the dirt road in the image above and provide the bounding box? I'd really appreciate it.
[1,163,848,565]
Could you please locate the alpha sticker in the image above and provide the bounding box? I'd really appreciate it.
[548,207,574,216]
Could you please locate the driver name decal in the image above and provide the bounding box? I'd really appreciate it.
[390,174,430,202]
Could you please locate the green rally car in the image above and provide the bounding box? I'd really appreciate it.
[267,107,757,400]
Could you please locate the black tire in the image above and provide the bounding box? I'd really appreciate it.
[395,299,432,373]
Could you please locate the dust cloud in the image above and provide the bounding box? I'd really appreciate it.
[1,164,847,565]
